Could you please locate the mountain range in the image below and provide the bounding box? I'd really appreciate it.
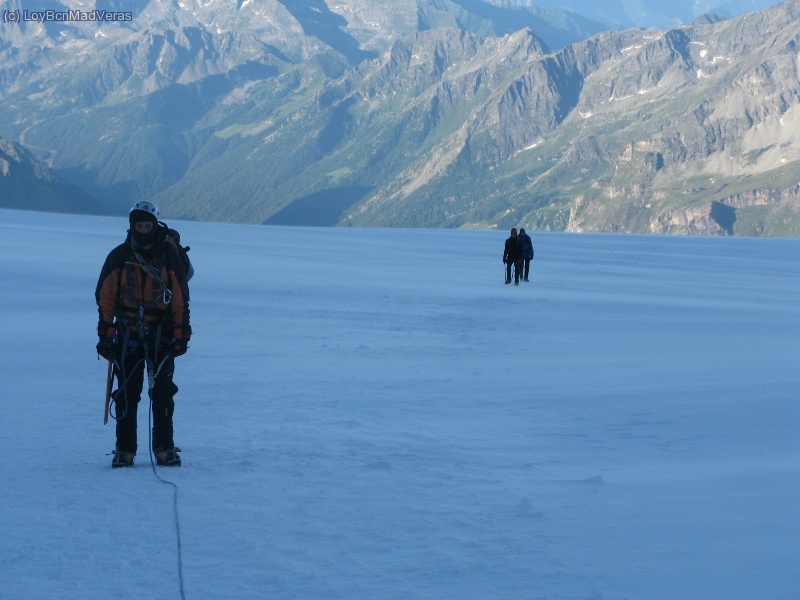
[1,0,799,236]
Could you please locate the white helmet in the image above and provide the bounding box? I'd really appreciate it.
[130,200,160,220]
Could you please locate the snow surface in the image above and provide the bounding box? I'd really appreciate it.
[1,208,798,600]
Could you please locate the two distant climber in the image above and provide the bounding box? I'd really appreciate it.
[503,227,534,285]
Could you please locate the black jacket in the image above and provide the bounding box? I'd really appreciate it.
[518,232,534,260]
[503,236,522,263]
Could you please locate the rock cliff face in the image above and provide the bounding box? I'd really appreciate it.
[548,1,800,236]
[1,0,799,235]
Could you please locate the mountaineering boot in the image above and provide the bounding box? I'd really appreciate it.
[155,447,182,467]
[112,450,135,469]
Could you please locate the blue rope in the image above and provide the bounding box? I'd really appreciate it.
[145,347,187,600]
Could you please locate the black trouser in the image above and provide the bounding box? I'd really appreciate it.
[113,345,177,454]
[506,259,521,283]
[522,258,531,280]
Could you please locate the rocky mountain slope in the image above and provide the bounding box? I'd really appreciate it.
[1,0,799,235]
[156,0,800,236]
[0,0,606,209]
[0,137,103,214]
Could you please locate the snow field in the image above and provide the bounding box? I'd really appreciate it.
[1,209,798,599]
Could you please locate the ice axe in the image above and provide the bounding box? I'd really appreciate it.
[103,360,113,425]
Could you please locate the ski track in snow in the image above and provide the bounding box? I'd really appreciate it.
[1,209,799,600]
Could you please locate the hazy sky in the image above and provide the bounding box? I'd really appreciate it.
[516,0,786,28]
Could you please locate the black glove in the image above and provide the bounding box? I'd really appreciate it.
[96,321,116,361]
[172,323,191,357]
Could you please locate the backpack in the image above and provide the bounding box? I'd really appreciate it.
[160,221,194,282]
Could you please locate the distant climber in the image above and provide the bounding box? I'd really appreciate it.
[503,228,522,285]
